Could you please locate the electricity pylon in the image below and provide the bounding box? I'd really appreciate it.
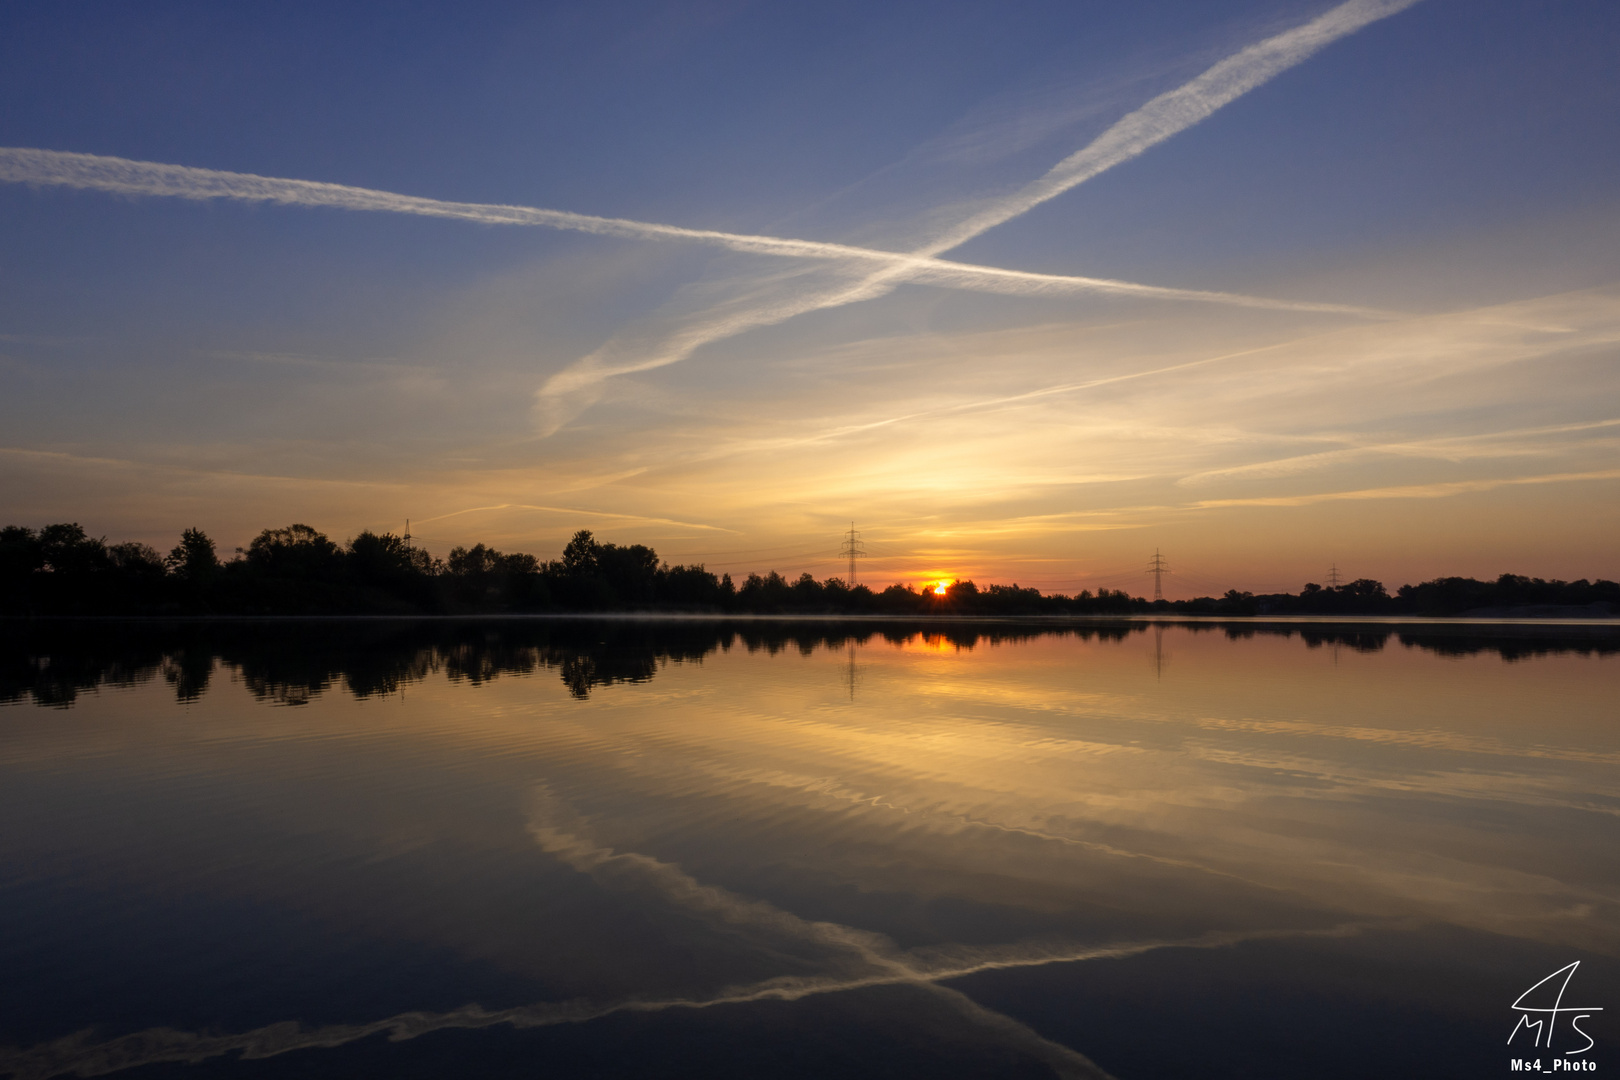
[839,523,866,585]
[1327,563,1343,589]
[1147,549,1170,601]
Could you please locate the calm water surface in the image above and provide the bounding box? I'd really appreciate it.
[1,619,1616,1079]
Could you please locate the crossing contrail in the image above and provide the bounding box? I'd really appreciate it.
[534,0,1421,420]
[0,0,1422,436]
[0,146,1383,318]
[0,785,1378,1080]
[915,0,1424,258]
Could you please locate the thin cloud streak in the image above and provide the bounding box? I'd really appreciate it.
[906,467,1620,536]
[0,446,407,492]
[571,312,1436,481]
[0,147,1372,317]
[410,503,733,532]
[1189,467,1620,509]
[681,341,1298,467]
[611,288,1620,540]
[1177,418,1620,486]
[534,0,1421,422]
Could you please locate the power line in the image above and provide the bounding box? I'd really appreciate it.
[838,522,866,585]
[1147,548,1170,601]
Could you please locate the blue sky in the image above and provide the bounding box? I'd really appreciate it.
[2,0,1618,594]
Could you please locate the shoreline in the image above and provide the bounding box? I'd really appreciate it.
[4,613,1618,627]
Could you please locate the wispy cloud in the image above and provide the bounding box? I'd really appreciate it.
[511,285,1620,562]
[0,0,1422,444]
[1188,467,1620,509]
[676,341,1297,467]
[0,446,407,491]
[1176,418,1620,486]
[558,285,1618,486]
[411,502,732,532]
[533,0,1422,428]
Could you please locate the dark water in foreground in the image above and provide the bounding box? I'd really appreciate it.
[1,618,1616,1079]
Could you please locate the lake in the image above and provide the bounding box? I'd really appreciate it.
[1,618,1616,1079]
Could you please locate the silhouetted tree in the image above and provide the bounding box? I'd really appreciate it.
[8,513,1618,618]
[657,562,731,608]
[561,530,601,576]
[1341,578,1388,600]
[247,524,342,579]
[346,531,437,610]
[790,572,823,605]
[442,542,547,612]
[348,531,427,583]
[739,571,796,611]
[0,526,44,614]
[166,527,220,580]
[597,542,660,605]
[38,523,110,576]
[1220,589,1258,615]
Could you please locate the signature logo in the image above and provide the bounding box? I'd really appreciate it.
[1509,961,1602,1056]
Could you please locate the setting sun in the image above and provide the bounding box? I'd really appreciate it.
[0,3,1613,1076]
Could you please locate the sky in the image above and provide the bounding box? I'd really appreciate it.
[1,0,1618,597]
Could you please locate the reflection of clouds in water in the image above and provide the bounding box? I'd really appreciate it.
[526,690,1620,954]
[526,785,1117,1079]
[7,629,1617,1077]
[620,753,1227,877]
[610,745,1620,946]
[1182,742,1620,818]
[1190,715,1620,766]
[526,784,903,971]
[0,784,1377,1080]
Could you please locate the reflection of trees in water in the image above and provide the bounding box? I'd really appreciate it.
[442,641,538,685]
[1196,621,1620,663]
[0,647,167,708]
[557,652,657,699]
[160,649,214,703]
[1299,629,1389,653]
[2,619,1617,708]
[231,640,439,706]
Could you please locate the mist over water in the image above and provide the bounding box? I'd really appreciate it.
[1,619,1616,1078]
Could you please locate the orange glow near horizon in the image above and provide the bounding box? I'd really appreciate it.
[933,579,954,596]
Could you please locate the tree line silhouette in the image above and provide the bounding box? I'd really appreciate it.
[2,520,1616,617]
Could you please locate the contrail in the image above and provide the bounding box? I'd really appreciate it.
[0,784,1379,1080]
[534,0,1421,421]
[0,146,1379,319]
[0,923,1376,1080]
[0,933,1197,1080]
[915,0,1424,259]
